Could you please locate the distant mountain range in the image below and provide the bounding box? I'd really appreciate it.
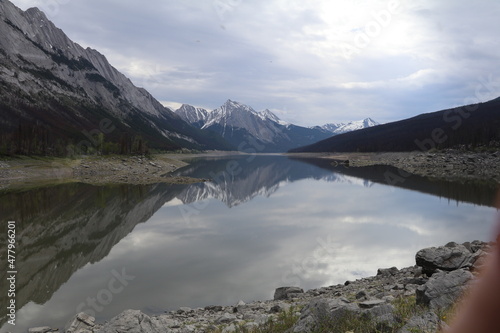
[176,100,379,152]
[316,118,380,135]
[291,98,500,153]
[12,0,496,156]
[0,0,379,155]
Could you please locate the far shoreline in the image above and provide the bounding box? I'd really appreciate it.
[1,149,499,191]
[286,150,500,184]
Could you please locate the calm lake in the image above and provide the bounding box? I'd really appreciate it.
[0,154,498,332]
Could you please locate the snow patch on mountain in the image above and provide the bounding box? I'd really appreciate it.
[175,104,209,127]
[178,99,289,144]
[175,99,378,151]
[258,109,289,126]
[321,118,380,135]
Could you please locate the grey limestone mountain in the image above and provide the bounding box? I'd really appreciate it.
[0,0,231,154]
[175,100,334,152]
[175,104,210,129]
[0,0,378,155]
[175,100,380,152]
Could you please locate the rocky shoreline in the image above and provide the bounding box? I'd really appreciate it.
[2,150,500,190]
[28,240,491,333]
[321,150,500,183]
[0,154,206,189]
[70,155,203,185]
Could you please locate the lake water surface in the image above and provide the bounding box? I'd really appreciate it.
[0,154,498,332]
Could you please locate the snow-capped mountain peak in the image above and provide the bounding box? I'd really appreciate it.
[201,99,259,130]
[175,104,209,126]
[175,99,378,152]
[320,123,343,133]
[257,109,289,125]
[258,109,280,122]
[361,118,378,127]
[321,118,379,135]
[221,99,255,114]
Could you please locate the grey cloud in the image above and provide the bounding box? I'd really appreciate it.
[9,0,500,125]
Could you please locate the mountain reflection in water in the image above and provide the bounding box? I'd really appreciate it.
[0,155,497,331]
[0,182,186,327]
[172,155,498,208]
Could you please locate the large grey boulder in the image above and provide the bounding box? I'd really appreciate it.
[291,298,396,333]
[215,313,237,324]
[96,310,162,333]
[416,269,473,310]
[358,299,386,309]
[415,242,477,276]
[273,286,304,300]
[363,303,397,332]
[399,311,440,333]
[65,313,96,333]
[377,266,399,277]
[292,298,357,333]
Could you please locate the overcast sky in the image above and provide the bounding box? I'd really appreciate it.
[9,0,500,126]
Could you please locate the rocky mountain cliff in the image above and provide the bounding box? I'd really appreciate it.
[175,104,210,129]
[175,100,334,152]
[176,100,380,152]
[0,0,231,155]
